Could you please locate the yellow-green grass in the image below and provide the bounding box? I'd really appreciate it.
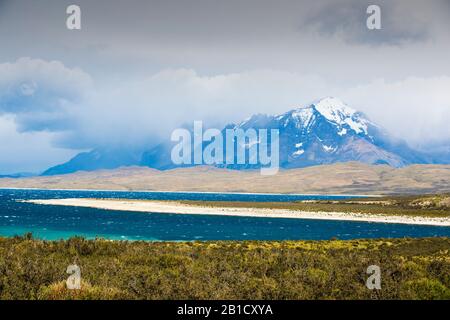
[0,235,449,300]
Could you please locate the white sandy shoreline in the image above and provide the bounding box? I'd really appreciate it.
[22,198,450,227]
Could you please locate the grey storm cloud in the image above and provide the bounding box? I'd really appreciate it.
[300,0,447,45]
[1,0,449,79]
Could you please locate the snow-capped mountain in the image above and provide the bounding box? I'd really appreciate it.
[43,97,445,175]
[229,97,410,168]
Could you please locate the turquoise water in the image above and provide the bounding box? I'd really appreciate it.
[0,189,449,241]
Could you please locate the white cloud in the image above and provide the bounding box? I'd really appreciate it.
[0,57,92,131]
[0,116,79,174]
[55,68,332,149]
[341,77,450,146]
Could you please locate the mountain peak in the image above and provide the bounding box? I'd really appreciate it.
[312,97,356,120]
[310,97,370,135]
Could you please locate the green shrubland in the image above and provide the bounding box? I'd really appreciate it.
[0,235,449,300]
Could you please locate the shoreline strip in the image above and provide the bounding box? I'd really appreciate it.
[23,198,450,227]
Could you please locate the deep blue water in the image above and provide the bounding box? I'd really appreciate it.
[0,189,449,241]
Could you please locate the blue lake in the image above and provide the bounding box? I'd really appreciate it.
[0,189,449,241]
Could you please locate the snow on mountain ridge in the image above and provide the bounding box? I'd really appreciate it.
[290,107,315,129]
[313,97,357,119]
[312,97,369,135]
[274,97,370,136]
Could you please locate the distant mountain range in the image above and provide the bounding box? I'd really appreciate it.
[0,172,37,179]
[43,97,450,176]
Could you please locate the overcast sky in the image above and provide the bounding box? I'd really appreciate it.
[0,0,449,173]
